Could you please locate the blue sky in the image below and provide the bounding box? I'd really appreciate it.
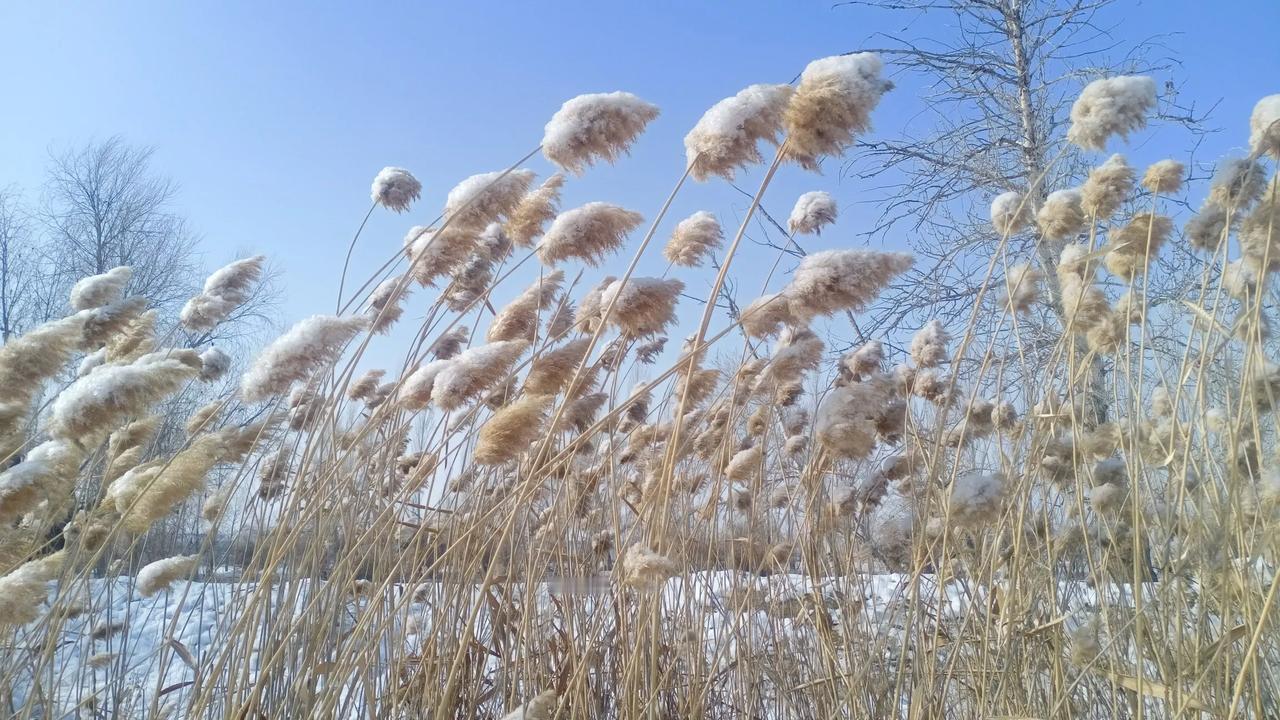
[2,1,1277,369]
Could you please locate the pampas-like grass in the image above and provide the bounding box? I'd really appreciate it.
[844,340,883,380]
[948,470,1006,526]
[675,367,720,409]
[107,308,157,363]
[487,270,565,342]
[1240,181,1280,270]
[368,274,410,333]
[70,266,131,311]
[538,202,643,267]
[525,338,591,395]
[784,53,891,170]
[46,356,197,443]
[542,92,659,174]
[108,433,224,532]
[105,416,159,483]
[1250,94,1280,159]
[370,167,422,212]
[739,292,796,339]
[81,297,147,350]
[197,347,231,382]
[1036,188,1085,241]
[600,277,684,336]
[349,369,386,403]
[431,340,528,412]
[909,320,949,369]
[1004,262,1043,314]
[500,690,558,720]
[1142,159,1185,194]
[620,543,679,589]
[1081,154,1134,219]
[443,169,536,232]
[685,83,793,181]
[180,256,266,331]
[398,360,451,411]
[664,211,723,267]
[1104,213,1173,278]
[0,551,65,626]
[1186,203,1229,251]
[201,484,232,523]
[136,554,200,597]
[1066,75,1156,150]
[1208,156,1266,210]
[0,314,86,449]
[405,225,478,287]
[506,174,566,247]
[428,326,470,361]
[0,440,84,523]
[725,445,762,481]
[185,401,223,435]
[788,191,838,235]
[990,191,1032,236]
[783,249,914,323]
[240,314,369,402]
[474,394,551,465]
[815,379,893,460]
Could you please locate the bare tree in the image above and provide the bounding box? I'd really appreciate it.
[0,188,42,340]
[40,136,201,314]
[833,0,1210,418]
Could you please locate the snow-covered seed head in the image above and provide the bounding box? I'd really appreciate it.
[136,555,200,597]
[1036,189,1086,241]
[240,314,369,403]
[181,256,266,331]
[620,543,679,589]
[430,340,528,412]
[1003,262,1043,314]
[0,440,84,523]
[367,274,410,333]
[1142,159,1185,194]
[70,266,132,311]
[948,470,1007,527]
[506,174,566,247]
[784,249,913,323]
[428,326,469,361]
[47,357,198,443]
[404,225,478,287]
[348,368,386,403]
[442,169,536,232]
[785,53,891,170]
[542,92,659,174]
[664,211,723,267]
[1249,94,1280,159]
[909,320,950,369]
[685,83,793,181]
[474,394,552,465]
[1081,154,1134,219]
[370,166,422,212]
[990,192,1033,236]
[525,338,591,396]
[197,347,231,382]
[600,277,684,337]
[788,191,838,235]
[1066,75,1157,151]
[814,380,892,460]
[843,340,883,379]
[538,202,643,267]
[1186,203,1229,252]
[739,292,797,339]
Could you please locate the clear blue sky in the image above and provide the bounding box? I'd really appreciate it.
[2,1,1277,366]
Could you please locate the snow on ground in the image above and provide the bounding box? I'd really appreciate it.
[8,570,1132,718]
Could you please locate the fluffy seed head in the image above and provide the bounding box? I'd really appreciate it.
[910,320,950,368]
[182,256,266,331]
[198,347,231,382]
[785,53,891,170]
[506,174,566,247]
[136,555,200,597]
[1250,94,1280,159]
[370,167,422,212]
[949,470,1007,526]
[990,192,1033,236]
[542,92,659,174]
[487,271,565,343]
[47,357,197,443]
[429,326,470,361]
[1067,76,1157,150]
[664,211,723,267]
[1186,203,1229,252]
[788,191,838,235]
[600,277,684,337]
[0,440,84,523]
[0,552,65,626]
[431,340,528,412]
[539,202,643,267]
[70,266,132,311]
[815,379,894,460]
[1037,189,1086,241]
[241,314,368,402]
[526,339,591,396]
[443,169,536,232]
[1208,156,1266,210]
[1081,154,1134,219]
[1004,263,1043,314]
[474,394,552,465]
[1142,159,1185,194]
[740,292,797,338]
[405,225,478,287]
[1104,213,1173,279]
[784,249,913,323]
[685,83,793,181]
[367,274,410,333]
[620,543,679,589]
